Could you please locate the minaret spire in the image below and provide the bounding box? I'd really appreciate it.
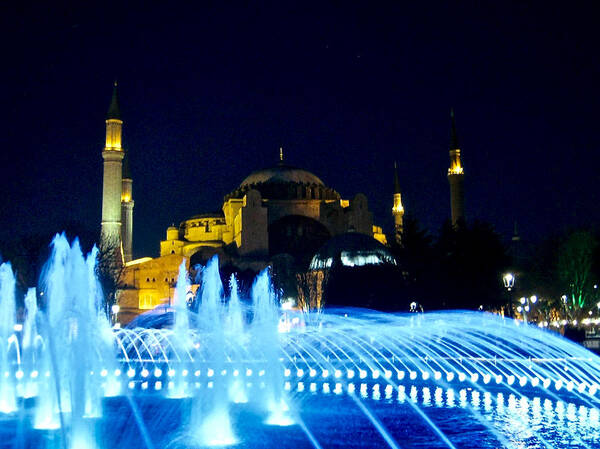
[450,108,459,150]
[279,146,283,162]
[107,80,121,120]
[447,108,465,226]
[101,82,125,260]
[392,161,404,245]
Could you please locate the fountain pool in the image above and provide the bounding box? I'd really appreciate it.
[0,234,599,448]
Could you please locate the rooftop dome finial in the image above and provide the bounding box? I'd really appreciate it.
[279,146,283,162]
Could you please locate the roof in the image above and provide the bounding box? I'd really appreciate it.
[188,211,225,220]
[239,162,325,188]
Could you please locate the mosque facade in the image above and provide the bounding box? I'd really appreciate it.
[100,86,463,323]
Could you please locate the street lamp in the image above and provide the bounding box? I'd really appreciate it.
[503,273,515,317]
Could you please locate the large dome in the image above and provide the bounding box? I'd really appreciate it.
[239,163,325,188]
[226,162,339,201]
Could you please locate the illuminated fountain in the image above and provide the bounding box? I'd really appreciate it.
[1,234,600,448]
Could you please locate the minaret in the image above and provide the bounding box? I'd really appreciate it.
[392,161,404,245]
[447,109,465,226]
[121,150,134,262]
[101,82,124,255]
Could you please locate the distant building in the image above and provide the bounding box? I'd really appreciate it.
[160,153,386,263]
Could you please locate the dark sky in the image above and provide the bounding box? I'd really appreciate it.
[2,2,599,259]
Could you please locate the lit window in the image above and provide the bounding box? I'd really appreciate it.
[139,294,161,310]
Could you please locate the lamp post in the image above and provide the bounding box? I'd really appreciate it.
[503,273,515,317]
[111,303,120,326]
[518,297,528,323]
[516,295,537,324]
[530,295,537,322]
[561,295,568,321]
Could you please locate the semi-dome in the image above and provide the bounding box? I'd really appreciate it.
[239,163,325,188]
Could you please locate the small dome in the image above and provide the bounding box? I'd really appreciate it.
[309,232,397,270]
[240,163,325,188]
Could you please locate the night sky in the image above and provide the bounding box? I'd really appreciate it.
[2,2,599,259]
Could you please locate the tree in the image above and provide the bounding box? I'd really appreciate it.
[389,217,434,308]
[558,230,598,318]
[432,220,509,310]
[296,270,328,312]
[96,238,126,319]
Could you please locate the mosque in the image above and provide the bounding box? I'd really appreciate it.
[99,85,465,323]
